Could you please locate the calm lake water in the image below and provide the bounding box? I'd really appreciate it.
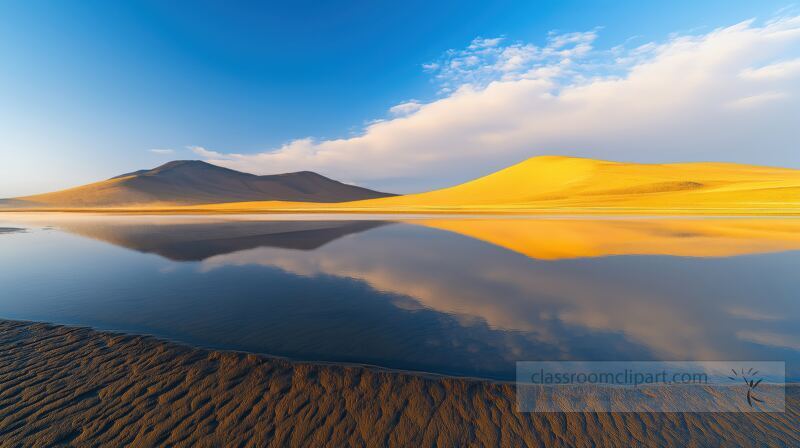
[1,213,799,380]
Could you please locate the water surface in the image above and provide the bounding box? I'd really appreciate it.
[1,213,799,380]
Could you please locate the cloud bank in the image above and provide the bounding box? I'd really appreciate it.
[197,16,800,192]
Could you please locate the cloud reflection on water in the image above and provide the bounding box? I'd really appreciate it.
[2,214,798,378]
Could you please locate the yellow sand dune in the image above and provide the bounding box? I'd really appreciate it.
[182,156,800,214]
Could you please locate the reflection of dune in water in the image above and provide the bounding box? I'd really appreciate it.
[7,213,800,260]
[202,224,800,367]
[409,218,800,259]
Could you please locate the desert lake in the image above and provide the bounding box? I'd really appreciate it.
[1,213,799,381]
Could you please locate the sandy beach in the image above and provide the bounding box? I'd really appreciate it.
[0,319,797,447]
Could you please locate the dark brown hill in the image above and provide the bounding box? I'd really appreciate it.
[12,160,393,207]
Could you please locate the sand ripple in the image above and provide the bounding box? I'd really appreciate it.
[0,320,796,447]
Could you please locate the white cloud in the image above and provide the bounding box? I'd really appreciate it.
[148,148,174,154]
[468,37,504,50]
[189,145,227,159]
[727,91,788,109]
[389,100,423,117]
[740,57,800,80]
[422,32,599,92]
[197,15,800,192]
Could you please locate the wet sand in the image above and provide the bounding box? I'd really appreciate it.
[0,319,797,447]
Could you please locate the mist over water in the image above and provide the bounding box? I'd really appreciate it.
[1,214,798,380]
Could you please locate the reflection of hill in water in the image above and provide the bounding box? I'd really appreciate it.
[19,215,800,262]
[55,220,390,261]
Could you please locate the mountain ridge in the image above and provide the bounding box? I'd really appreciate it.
[8,160,394,207]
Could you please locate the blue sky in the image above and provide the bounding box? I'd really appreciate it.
[1,1,798,196]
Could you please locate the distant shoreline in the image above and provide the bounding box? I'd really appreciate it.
[3,207,800,216]
[0,318,797,446]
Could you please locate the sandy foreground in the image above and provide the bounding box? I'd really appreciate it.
[1,320,797,447]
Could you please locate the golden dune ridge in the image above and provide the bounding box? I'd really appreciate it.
[409,218,800,259]
[4,156,799,214]
[165,156,800,214]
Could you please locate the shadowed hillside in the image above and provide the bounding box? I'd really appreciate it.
[9,161,393,207]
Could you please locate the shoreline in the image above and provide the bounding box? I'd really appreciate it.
[2,317,507,385]
[7,317,799,386]
[2,207,800,216]
[1,318,798,447]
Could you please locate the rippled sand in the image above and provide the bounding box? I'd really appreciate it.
[0,320,797,447]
